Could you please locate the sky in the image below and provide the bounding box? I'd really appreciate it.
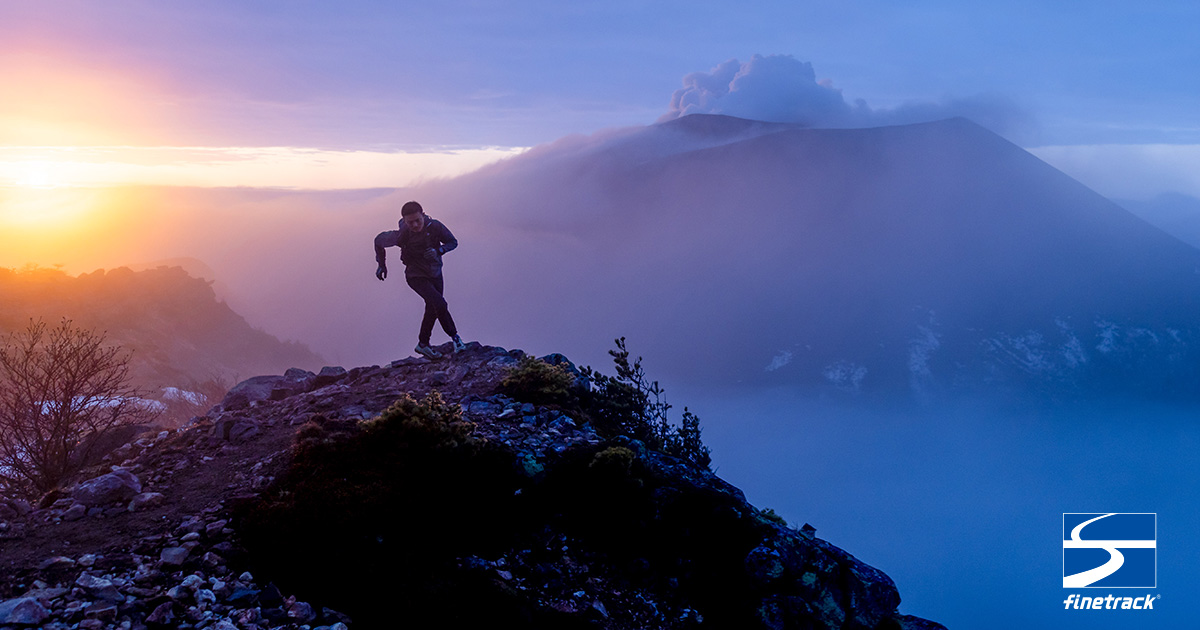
[2,3,1199,628]
[0,0,1198,197]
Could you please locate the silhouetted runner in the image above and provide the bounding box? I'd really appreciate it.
[374,200,466,359]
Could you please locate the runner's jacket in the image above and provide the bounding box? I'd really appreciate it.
[374,217,458,279]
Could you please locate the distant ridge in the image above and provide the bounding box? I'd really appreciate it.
[0,265,324,389]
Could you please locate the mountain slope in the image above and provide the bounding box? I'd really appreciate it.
[0,345,945,630]
[0,265,323,389]
[417,115,1200,399]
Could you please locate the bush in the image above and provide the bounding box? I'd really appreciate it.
[580,338,711,469]
[237,392,538,628]
[499,339,712,469]
[0,319,156,498]
[499,355,579,407]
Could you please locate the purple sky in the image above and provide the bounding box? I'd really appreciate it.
[1,1,1198,198]
[2,6,1198,628]
[1,0,1196,148]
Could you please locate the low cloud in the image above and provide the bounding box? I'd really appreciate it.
[661,54,1032,140]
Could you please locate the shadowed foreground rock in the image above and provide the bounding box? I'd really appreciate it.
[0,342,945,630]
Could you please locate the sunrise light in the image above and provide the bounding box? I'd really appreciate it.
[0,146,527,190]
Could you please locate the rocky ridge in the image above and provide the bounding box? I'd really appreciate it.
[0,343,946,629]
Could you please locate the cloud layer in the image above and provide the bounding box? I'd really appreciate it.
[660,55,1032,140]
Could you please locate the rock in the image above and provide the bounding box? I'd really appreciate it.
[146,601,175,624]
[20,587,68,604]
[0,597,50,625]
[261,606,289,624]
[84,601,118,621]
[205,518,229,536]
[178,515,205,533]
[180,574,205,589]
[746,546,786,584]
[217,375,289,410]
[468,400,500,416]
[75,573,123,602]
[217,391,251,411]
[226,588,259,607]
[160,547,189,566]
[128,492,165,511]
[286,599,316,623]
[72,471,142,506]
[36,556,76,571]
[62,503,87,521]
[284,366,317,383]
[313,365,348,388]
[841,550,901,629]
[196,588,216,605]
[549,416,577,430]
[211,417,261,442]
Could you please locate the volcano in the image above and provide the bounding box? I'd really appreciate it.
[413,114,1200,399]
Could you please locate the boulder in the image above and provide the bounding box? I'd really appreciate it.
[75,574,123,602]
[746,545,786,584]
[0,597,50,625]
[313,366,348,388]
[128,492,165,512]
[72,471,142,507]
[160,547,189,566]
[212,418,260,442]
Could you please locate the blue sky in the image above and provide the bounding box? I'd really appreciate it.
[1,1,1197,194]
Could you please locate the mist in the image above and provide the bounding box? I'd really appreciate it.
[679,389,1200,629]
[4,114,1198,628]
[6,114,1200,399]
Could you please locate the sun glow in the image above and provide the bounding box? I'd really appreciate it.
[0,145,527,191]
[13,161,62,189]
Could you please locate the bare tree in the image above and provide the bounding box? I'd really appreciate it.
[0,319,156,498]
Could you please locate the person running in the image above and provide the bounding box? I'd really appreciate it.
[374,200,466,359]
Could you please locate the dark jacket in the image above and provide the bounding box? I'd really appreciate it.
[374,217,458,279]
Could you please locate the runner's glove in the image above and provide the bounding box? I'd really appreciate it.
[375,264,387,281]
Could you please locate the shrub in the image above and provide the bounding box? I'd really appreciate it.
[499,355,579,407]
[237,391,532,628]
[580,338,711,469]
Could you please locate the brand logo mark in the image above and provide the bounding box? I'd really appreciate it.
[1063,513,1156,588]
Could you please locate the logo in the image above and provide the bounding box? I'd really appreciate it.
[1063,513,1156,588]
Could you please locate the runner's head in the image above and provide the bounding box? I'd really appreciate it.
[401,201,426,232]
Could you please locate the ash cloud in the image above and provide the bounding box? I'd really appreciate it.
[660,54,1032,140]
